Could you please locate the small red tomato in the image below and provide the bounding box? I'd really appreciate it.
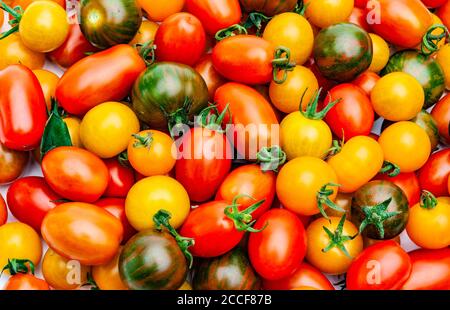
[437,0,450,29]
[355,0,368,8]
[154,13,206,66]
[42,147,109,203]
[194,54,227,101]
[352,71,380,96]
[0,194,7,226]
[347,7,370,31]
[375,172,421,207]
[248,209,307,280]
[431,94,450,144]
[418,149,450,197]
[425,0,448,8]
[103,158,135,198]
[5,274,50,290]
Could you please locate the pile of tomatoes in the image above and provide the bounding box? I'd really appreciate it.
[1,0,450,291]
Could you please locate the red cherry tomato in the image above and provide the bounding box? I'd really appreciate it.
[324,83,374,140]
[355,0,368,8]
[418,149,450,197]
[431,94,450,144]
[7,176,62,232]
[194,54,227,101]
[103,158,135,198]
[4,274,50,290]
[185,0,242,35]
[352,71,380,96]
[401,248,450,290]
[0,194,7,226]
[348,7,370,31]
[374,172,421,207]
[424,0,448,8]
[437,0,450,29]
[248,209,307,280]
[154,13,206,66]
[94,198,137,243]
[0,64,47,151]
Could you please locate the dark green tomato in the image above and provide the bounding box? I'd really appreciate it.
[381,50,445,109]
[119,230,188,290]
[193,247,261,290]
[352,180,409,240]
[382,110,440,150]
[313,23,373,82]
[80,0,142,49]
[239,0,298,16]
[132,62,209,131]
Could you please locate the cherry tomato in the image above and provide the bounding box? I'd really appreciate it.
[92,247,128,290]
[431,94,450,144]
[368,33,390,73]
[347,7,370,31]
[42,202,123,265]
[63,117,83,148]
[418,149,450,197]
[95,198,137,244]
[437,0,450,29]
[138,0,185,22]
[194,54,227,101]
[0,143,29,185]
[379,122,431,173]
[185,0,242,35]
[12,0,65,9]
[42,146,109,203]
[304,0,354,28]
[129,20,159,46]
[103,158,135,198]
[346,240,411,290]
[0,194,7,226]
[32,69,59,110]
[401,248,450,290]
[352,71,380,96]
[4,273,49,290]
[248,209,307,280]
[324,83,374,140]
[436,44,450,90]
[375,172,421,207]
[421,0,447,7]
[0,33,45,70]
[154,13,206,66]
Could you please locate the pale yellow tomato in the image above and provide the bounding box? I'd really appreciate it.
[0,33,45,70]
[368,33,390,72]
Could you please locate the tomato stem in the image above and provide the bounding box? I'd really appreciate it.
[242,12,272,36]
[420,190,438,210]
[294,0,308,16]
[1,259,35,276]
[325,139,344,158]
[135,40,156,66]
[0,1,22,40]
[132,132,154,149]
[215,24,248,41]
[272,46,295,84]
[322,214,356,259]
[224,194,266,233]
[301,88,341,120]
[196,104,231,132]
[160,97,193,138]
[256,146,287,172]
[421,24,449,56]
[379,161,401,177]
[358,198,401,239]
[317,183,343,220]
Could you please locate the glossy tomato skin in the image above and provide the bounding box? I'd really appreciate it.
[0,65,47,151]
[431,94,450,144]
[367,0,433,48]
[42,147,109,203]
[324,83,374,140]
[418,149,450,197]
[7,176,62,233]
[248,209,307,280]
[94,198,137,243]
[186,0,241,35]
[103,158,135,198]
[352,71,380,96]
[239,0,297,16]
[421,0,447,7]
[56,44,146,116]
[401,248,450,290]
[194,54,227,101]
[154,13,206,66]
[347,7,370,31]
[0,194,6,226]
[92,247,128,290]
[215,164,276,219]
[437,1,450,29]
[49,23,99,68]
[0,144,29,185]
[375,172,421,207]
[41,202,123,265]
[347,241,411,290]
[4,274,50,290]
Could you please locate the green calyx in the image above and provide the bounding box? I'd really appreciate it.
[322,215,356,258]
[272,46,295,84]
[326,139,344,158]
[256,146,287,172]
[160,97,192,137]
[224,194,266,233]
[242,12,272,36]
[420,190,438,210]
[118,151,130,168]
[153,210,195,269]
[215,24,248,41]
[135,40,156,66]
[196,104,231,133]
[0,1,23,40]
[317,183,343,220]
[358,198,400,239]
[300,88,341,120]
[421,24,449,56]
[379,161,401,177]
[83,272,100,291]
[1,259,34,276]
[132,132,154,149]
[294,0,308,16]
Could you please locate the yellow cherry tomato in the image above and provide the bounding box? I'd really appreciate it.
[305,0,354,29]
[125,176,190,231]
[436,44,450,90]
[306,216,363,275]
[92,248,128,290]
[263,12,314,65]
[129,20,159,46]
[127,129,176,177]
[0,222,42,269]
[63,117,83,149]
[406,196,450,249]
[328,136,384,193]
[138,0,185,22]
[42,248,89,290]
[178,281,193,290]
[80,102,140,158]
[379,121,431,173]
[371,72,425,121]
[0,33,45,70]
[276,156,338,216]
[33,69,59,110]
[269,65,319,113]
[19,1,69,52]
[368,33,390,72]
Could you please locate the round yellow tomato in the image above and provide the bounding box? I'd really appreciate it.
[63,117,83,149]
[379,121,431,173]
[276,156,338,216]
[92,247,128,290]
[368,33,390,72]
[138,0,185,22]
[129,20,159,46]
[305,0,354,29]
[306,216,363,275]
[269,65,318,113]
[263,12,314,65]
[42,248,89,290]
[80,102,140,158]
[178,281,193,290]
[33,69,59,110]
[0,222,42,269]
[127,129,176,176]
[371,72,424,121]
[125,176,190,231]
[436,44,450,90]
[0,33,45,70]
[19,1,69,52]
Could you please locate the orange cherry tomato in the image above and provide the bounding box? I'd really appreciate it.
[0,194,6,226]
[4,274,50,290]
[138,0,185,22]
[32,69,59,111]
[194,54,227,101]
[92,247,128,290]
